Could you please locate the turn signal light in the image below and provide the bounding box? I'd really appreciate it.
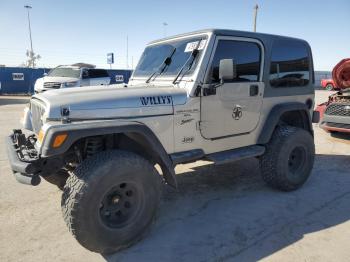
[38,129,45,144]
[52,133,68,148]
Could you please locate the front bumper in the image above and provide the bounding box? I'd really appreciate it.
[320,112,350,133]
[320,121,350,133]
[6,130,41,185]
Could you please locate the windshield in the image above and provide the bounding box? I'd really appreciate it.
[133,36,207,78]
[48,67,81,78]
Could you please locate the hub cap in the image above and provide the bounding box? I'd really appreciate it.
[99,182,140,228]
[288,146,306,174]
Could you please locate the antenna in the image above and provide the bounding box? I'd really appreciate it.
[253,4,259,32]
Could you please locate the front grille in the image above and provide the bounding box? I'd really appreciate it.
[30,99,46,134]
[43,82,61,89]
[325,122,350,129]
[325,103,350,116]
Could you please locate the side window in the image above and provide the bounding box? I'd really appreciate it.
[88,69,109,78]
[270,40,310,87]
[209,40,261,83]
[82,69,89,79]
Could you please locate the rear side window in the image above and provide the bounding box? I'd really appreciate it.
[88,69,109,78]
[209,40,261,83]
[270,40,310,87]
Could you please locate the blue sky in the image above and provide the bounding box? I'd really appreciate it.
[0,0,349,70]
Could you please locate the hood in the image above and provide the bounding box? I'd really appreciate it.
[35,76,80,92]
[33,85,188,120]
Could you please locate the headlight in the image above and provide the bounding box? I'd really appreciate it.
[64,81,78,87]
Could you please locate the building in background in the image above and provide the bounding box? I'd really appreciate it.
[0,67,132,94]
[315,71,332,88]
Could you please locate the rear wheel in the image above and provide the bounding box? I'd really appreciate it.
[260,126,315,191]
[61,150,161,253]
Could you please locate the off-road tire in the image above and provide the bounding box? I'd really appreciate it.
[61,150,161,254]
[42,169,69,190]
[260,125,315,191]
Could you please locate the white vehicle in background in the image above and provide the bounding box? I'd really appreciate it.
[34,63,111,93]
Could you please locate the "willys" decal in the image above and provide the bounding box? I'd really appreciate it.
[140,96,172,106]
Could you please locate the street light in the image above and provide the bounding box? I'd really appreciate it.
[24,5,40,68]
[24,5,33,62]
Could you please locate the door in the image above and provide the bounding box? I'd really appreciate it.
[80,69,90,86]
[200,37,264,139]
[88,69,111,86]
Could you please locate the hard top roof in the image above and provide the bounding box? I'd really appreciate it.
[55,63,96,70]
[149,28,307,45]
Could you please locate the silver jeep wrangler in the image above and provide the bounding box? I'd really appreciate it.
[6,29,318,253]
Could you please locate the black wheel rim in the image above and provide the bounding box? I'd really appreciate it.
[99,182,141,228]
[288,146,306,175]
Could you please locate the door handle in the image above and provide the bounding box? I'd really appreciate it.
[250,85,259,96]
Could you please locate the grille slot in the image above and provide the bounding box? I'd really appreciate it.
[43,82,61,89]
[325,104,350,116]
[30,99,46,134]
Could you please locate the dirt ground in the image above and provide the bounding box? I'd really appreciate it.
[1,91,350,262]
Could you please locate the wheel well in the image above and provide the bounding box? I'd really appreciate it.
[279,110,312,133]
[257,103,314,145]
[64,132,176,187]
[69,132,161,165]
[118,132,162,165]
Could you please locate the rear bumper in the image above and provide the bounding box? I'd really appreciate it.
[6,130,41,185]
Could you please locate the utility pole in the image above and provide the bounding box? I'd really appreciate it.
[253,4,259,32]
[24,5,34,67]
[163,22,168,37]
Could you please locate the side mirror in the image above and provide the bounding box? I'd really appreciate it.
[219,59,236,83]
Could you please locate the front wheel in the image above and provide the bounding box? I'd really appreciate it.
[260,126,315,191]
[61,150,161,253]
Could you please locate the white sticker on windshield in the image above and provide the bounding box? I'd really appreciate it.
[184,39,207,52]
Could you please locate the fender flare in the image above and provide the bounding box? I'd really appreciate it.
[41,122,177,188]
[257,102,313,144]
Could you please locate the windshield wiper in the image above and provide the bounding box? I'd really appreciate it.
[172,46,200,85]
[145,48,176,83]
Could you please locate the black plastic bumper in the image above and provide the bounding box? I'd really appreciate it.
[6,131,41,186]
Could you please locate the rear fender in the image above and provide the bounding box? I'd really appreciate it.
[258,102,313,144]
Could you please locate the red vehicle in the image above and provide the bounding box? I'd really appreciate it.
[321,78,336,91]
[317,58,350,133]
